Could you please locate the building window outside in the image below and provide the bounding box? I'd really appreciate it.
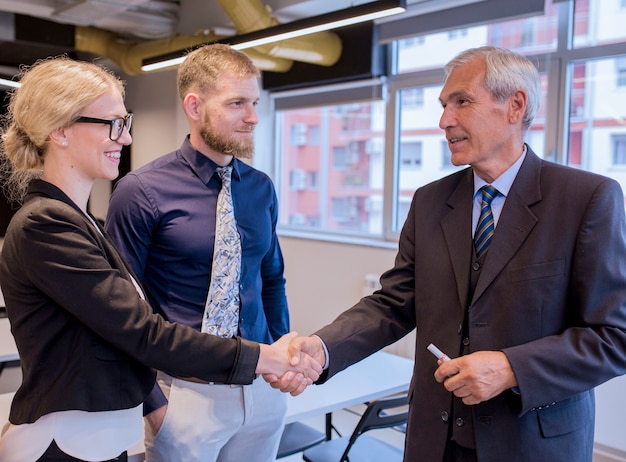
[273,0,626,243]
[448,29,469,40]
[289,123,307,146]
[441,141,453,169]
[612,135,626,165]
[276,101,385,236]
[400,141,422,168]
[566,55,626,190]
[401,87,424,109]
[616,57,626,87]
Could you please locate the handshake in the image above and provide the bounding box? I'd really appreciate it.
[256,332,325,396]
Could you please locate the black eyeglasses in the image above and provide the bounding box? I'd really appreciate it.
[74,113,133,141]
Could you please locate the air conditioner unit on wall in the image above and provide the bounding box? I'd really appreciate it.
[292,123,307,146]
[291,168,307,190]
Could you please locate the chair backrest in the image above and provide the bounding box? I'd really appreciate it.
[340,393,409,461]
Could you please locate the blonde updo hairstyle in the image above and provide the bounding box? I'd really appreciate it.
[0,57,124,202]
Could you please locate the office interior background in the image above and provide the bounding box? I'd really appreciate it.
[1,0,626,460]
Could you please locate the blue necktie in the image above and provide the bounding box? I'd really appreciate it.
[474,185,499,258]
[202,166,241,337]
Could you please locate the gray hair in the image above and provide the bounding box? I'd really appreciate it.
[444,46,541,132]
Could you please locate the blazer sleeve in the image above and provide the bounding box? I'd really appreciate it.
[504,177,626,414]
[14,200,259,385]
[315,192,419,380]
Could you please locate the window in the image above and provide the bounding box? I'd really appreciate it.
[309,171,319,189]
[612,135,626,165]
[289,169,307,190]
[399,141,422,168]
[566,55,626,194]
[616,57,626,87]
[521,18,536,47]
[270,0,626,244]
[393,83,465,229]
[290,123,307,146]
[574,0,626,48]
[309,125,320,146]
[401,88,424,109]
[448,29,469,40]
[273,85,386,236]
[333,145,350,169]
[441,141,453,169]
[391,24,550,229]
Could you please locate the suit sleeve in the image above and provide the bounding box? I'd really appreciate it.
[19,203,259,385]
[504,178,626,414]
[315,193,419,380]
[106,174,169,412]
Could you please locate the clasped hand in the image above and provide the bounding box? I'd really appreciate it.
[433,350,517,405]
[262,334,326,396]
[258,332,324,396]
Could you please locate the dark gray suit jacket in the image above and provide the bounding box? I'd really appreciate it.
[0,180,259,425]
[315,148,626,461]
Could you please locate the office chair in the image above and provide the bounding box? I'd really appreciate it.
[302,393,408,462]
[276,422,327,459]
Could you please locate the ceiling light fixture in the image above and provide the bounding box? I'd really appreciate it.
[0,77,20,89]
[141,0,407,72]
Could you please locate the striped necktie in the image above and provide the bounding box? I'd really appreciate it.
[201,166,241,337]
[474,185,499,258]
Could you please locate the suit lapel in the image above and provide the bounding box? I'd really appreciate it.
[441,169,474,311]
[471,149,542,303]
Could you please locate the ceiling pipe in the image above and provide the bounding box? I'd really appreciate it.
[75,0,342,75]
[74,26,294,75]
[216,0,342,66]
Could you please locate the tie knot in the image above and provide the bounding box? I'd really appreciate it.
[480,185,499,204]
[216,166,232,184]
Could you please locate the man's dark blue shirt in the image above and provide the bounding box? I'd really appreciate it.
[106,137,289,346]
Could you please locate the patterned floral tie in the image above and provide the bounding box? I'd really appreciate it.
[202,166,241,337]
[474,185,499,258]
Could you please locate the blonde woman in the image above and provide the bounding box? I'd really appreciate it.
[0,58,319,462]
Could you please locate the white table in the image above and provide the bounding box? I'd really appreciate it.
[285,350,413,439]
[0,318,18,364]
[0,351,413,461]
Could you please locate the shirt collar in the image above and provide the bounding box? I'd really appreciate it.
[473,144,527,198]
[180,136,241,184]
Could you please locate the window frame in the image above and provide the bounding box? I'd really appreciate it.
[268,0,626,247]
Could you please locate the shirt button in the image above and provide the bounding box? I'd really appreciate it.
[473,262,480,271]
[463,337,470,346]
[441,411,449,422]
[455,418,465,427]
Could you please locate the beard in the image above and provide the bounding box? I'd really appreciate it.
[200,124,255,159]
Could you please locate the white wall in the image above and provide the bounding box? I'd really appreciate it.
[88,68,184,220]
[124,69,186,169]
[280,237,394,333]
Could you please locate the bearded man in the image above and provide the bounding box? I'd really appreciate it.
[106,44,290,462]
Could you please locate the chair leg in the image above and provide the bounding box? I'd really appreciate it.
[325,413,341,439]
